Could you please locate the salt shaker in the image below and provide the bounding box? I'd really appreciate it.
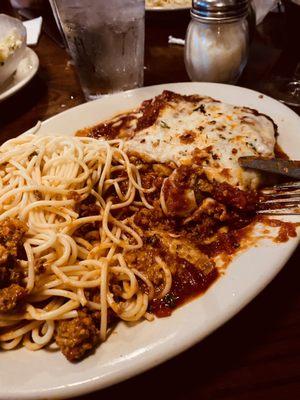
[184,0,250,84]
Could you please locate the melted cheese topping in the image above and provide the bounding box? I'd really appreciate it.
[124,98,276,189]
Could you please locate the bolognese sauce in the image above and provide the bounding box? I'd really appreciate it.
[75,94,298,323]
[0,100,297,363]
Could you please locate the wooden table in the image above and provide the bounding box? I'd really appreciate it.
[1,2,300,399]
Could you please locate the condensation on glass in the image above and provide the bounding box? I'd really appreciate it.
[52,0,145,100]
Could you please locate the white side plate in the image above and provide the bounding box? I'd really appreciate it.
[0,47,39,103]
[1,82,299,400]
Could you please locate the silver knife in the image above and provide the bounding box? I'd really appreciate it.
[238,157,300,179]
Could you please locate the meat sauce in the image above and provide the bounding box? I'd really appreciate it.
[211,181,258,212]
[198,225,254,258]
[55,309,99,362]
[78,114,137,141]
[131,168,262,317]
[258,216,299,243]
[150,264,218,318]
[74,93,299,321]
[162,165,196,216]
[0,218,28,312]
[78,90,209,140]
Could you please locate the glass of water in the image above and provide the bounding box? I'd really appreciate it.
[51,0,145,100]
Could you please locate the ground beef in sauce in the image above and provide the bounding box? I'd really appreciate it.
[211,181,258,212]
[0,244,8,264]
[135,206,180,236]
[0,219,27,309]
[183,198,227,224]
[194,177,258,212]
[134,174,256,251]
[76,195,100,218]
[55,310,99,362]
[0,258,24,289]
[0,284,26,312]
[0,218,27,256]
[125,227,216,300]
[125,244,166,295]
[132,170,259,271]
[162,166,197,217]
[74,196,101,236]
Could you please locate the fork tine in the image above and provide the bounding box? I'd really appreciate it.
[259,181,300,215]
[261,181,300,192]
[261,197,300,205]
[257,208,300,215]
[261,190,300,198]
[269,181,300,189]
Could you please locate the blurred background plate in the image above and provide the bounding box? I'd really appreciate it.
[0,46,39,102]
[146,0,191,11]
[146,6,190,10]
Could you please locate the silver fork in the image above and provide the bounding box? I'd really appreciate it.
[258,181,300,215]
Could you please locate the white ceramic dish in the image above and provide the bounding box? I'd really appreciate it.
[1,82,300,400]
[0,14,27,86]
[0,47,39,103]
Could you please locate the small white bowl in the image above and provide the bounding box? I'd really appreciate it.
[0,14,27,87]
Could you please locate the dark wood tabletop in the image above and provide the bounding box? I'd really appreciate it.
[0,1,300,399]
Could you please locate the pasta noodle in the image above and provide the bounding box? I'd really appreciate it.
[0,134,171,355]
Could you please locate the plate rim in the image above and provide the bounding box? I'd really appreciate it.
[146,6,190,10]
[2,82,300,400]
[41,81,300,130]
[0,47,39,102]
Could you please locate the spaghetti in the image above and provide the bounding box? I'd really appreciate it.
[0,134,168,358]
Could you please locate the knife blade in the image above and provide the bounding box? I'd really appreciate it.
[238,157,300,179]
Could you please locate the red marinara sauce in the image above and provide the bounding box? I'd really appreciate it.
[149,264,218,318]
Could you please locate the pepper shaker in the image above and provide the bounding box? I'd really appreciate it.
[184,0,250,84]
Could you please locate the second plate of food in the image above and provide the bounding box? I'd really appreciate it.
[146,0,191,11]
[0,47,39,102]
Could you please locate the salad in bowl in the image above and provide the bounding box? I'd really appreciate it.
[0,14,26,87]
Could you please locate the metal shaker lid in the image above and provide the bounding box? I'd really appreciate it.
[191,0,249,22]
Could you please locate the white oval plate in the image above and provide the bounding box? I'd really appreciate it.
[1,82,300,400]
[0,47,39,103]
